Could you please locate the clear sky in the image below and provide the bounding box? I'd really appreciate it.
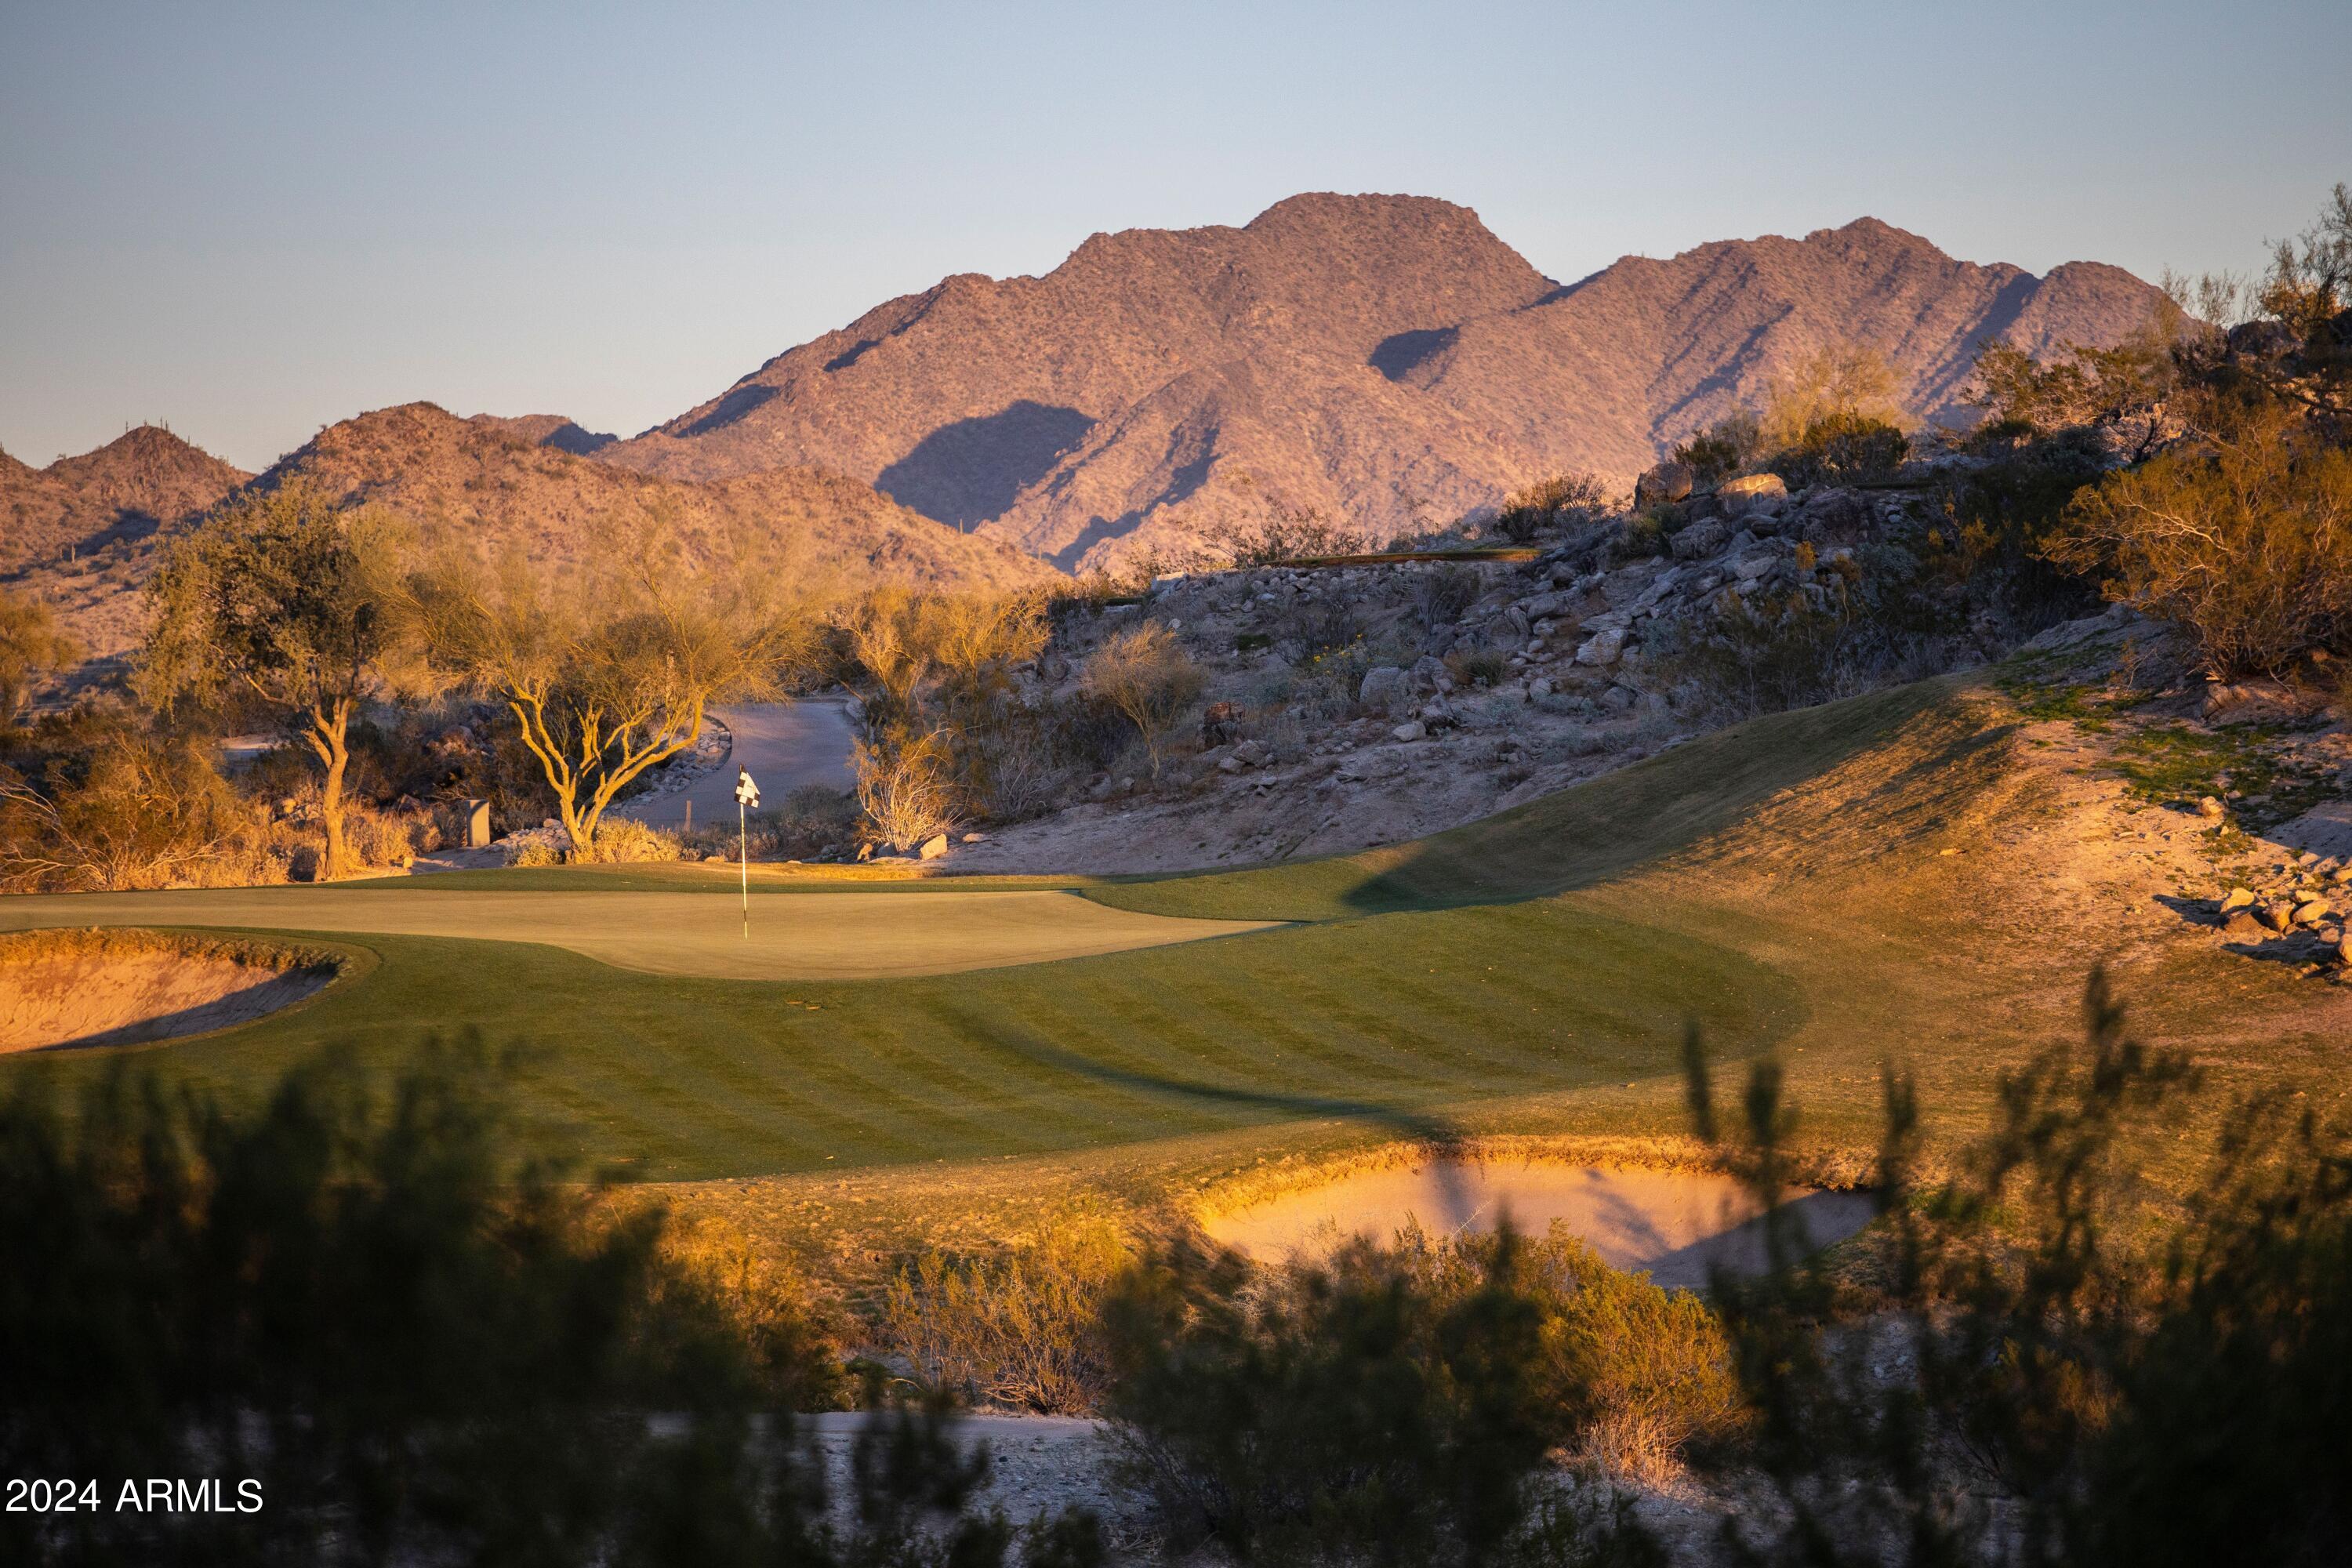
[4,0,2346,473]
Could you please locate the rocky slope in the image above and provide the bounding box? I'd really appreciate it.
[602,194,2163,570]
[0,425,249,574]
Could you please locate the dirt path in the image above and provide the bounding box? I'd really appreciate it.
[0,887,1279,980]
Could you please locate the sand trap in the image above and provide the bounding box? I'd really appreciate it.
[1203,1160,1876,1290]
[0,929,342,1052]
[0,887,1276,980]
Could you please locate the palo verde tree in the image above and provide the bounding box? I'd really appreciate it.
[140,482,412,880]
[412,548,811,854]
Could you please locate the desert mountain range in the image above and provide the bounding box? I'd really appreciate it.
[5,191,2166,623]
[0,406,1047,670]
[604,193,2165,570]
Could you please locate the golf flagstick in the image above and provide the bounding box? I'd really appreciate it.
[735,768,760,940]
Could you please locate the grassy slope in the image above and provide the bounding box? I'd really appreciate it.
[9,667,2342,1229]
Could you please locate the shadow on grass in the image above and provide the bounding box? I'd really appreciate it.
[931,1002,1486,1223]
[1091,675,1991,925]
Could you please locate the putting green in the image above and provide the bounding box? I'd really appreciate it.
[0,887,1279,979]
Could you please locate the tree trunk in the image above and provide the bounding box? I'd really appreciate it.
[315,699,352,880]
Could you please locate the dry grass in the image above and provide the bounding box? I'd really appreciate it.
[879,1219,1131,1413]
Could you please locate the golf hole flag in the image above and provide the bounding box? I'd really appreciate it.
[735,768,759,936]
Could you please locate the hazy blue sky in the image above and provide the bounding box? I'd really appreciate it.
[4,1,2347,472]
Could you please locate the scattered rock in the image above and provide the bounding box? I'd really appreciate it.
[1634,461,1695,507]
[1575,629,1627,667]
[1669,518,1730,561]
[1359,666,1407,712]
[1719,473,1789,517]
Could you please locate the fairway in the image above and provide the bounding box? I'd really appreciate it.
[7,671,2337,1194]
[0,886,1277,979]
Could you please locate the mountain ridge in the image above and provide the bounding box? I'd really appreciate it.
[600,194,2166,569]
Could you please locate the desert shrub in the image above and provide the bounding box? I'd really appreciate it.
[1672,411,1763,488]
[1968,334,2180,439]
[853,722,960,850]
[2045,408,2352,675]
[1412,561,1483,630]
[1933,454,2107,631]
[1537,1240,1744,1480]
[1684,969,2352,1568]
[1232,503,1353,566]
[0,587,78,728]
[1764,411,1911,488]
[339,798,437,870]
[0,723,242,891]
[1446,645,1509,689]
[1759,346,1911,454]
[715,782,862,859]
[0,1043,1096,1566]
[1272,596,1361,658]
[575,814,682,864]
[1610,512,1670,563]
[882,1221,1131,1414]
[1102,1227,1671,1566]
[1492,472,1611,544]
[1080,623,1202,779]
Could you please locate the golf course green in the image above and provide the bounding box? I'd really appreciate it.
[17,672,2301,1192]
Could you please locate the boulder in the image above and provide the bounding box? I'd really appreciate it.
[2259,902,2296,932]
[2293,898,2333,927]
[1670,518,1730,561]
[2221,909,2266,939]
[1719,473,1789,517]
[1359,666,1408,712]
[1407,654,1450,694]
[2197,796,2227,819]
[1599,685,1638,713]
[2219,886,2256,913]
[1634,461,1695,507]
[1391,720,1427,743]
[1575,629,1627,666]
[1796,487,1870,542]
[918,834,950,860]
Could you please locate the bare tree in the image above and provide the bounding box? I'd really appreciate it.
[412,550,811,854]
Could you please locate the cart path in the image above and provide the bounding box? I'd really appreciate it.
[620,699,858,831]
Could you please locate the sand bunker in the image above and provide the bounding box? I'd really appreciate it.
[0,929,343,1053]
[1203,1160,1876,1289]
